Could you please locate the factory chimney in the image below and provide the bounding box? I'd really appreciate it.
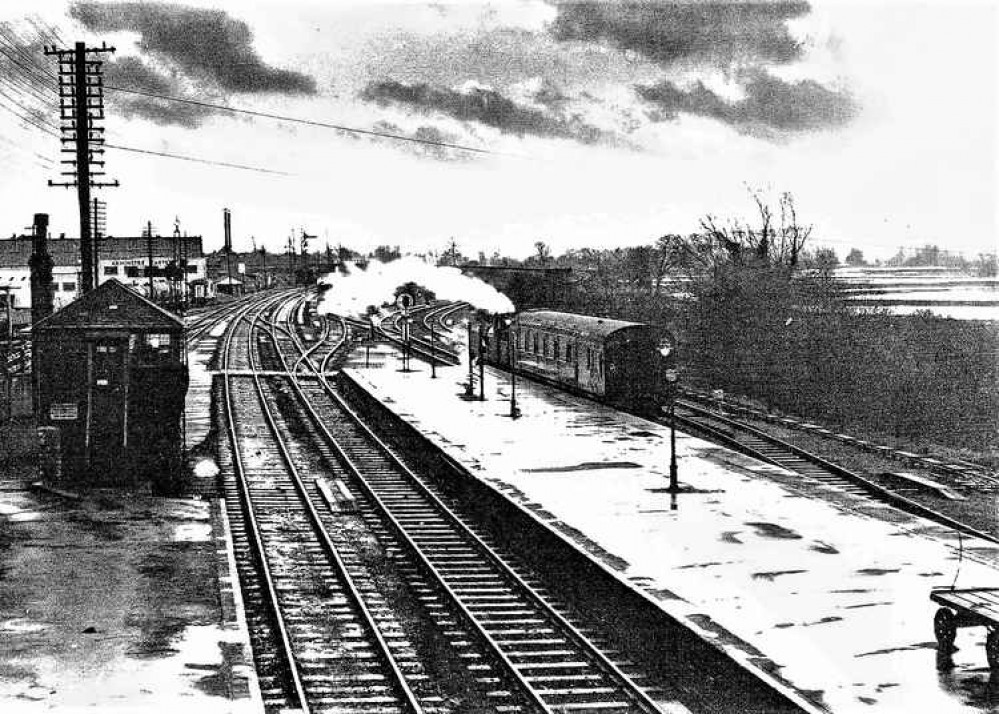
[29,212,53,419]
[29,213,53,326]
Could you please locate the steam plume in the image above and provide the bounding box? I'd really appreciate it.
[318,256,515,317]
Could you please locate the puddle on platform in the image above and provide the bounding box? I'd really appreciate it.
[745,522,802,540]
[752,569,807,581]
[856,567,901,576]
[522,461,641,473]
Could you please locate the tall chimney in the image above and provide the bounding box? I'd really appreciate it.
[29,213,53,325]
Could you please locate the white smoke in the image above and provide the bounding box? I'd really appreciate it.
[318,256,515,317]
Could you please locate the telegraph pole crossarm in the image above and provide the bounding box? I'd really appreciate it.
[45,41,118,295]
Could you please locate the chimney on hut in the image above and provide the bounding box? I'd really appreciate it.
[29,213,54,325]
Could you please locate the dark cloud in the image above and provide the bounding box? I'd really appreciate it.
[102,55,219,127]
[371,121,471,162]
[69,2,315,94]
[637,69,856,133]
[361,80,609,145]
[550,1,811,67]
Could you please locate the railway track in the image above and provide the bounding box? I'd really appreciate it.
[672,399,999,544]
[219,294,437,713]
[377,303,464,367]
[677,387,997,488]
[269,298,675,714]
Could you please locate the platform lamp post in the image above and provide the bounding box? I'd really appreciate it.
[664,366,679,496]
[502,314,520,419]
[429,318,437,379]
[465,319,474,398]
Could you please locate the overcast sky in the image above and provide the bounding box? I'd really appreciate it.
[0,0,995,260]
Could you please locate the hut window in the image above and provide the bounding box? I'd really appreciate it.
[103,266,118,275]
[145,333,172,348]
[61,282,76,292]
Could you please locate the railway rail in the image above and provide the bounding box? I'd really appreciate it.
[377,303,465,367]
[677,387,996,486]
[671,399,999,545]
[270,298,677,714]
[220,293,435,713]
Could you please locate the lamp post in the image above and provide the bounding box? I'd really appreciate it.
[465,319,474,398]
[504,314,520,419]
[664,367,679,495]
[429,318,437,379]
[402,316,411,371]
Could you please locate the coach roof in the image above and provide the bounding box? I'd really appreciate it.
[516,310,648,340]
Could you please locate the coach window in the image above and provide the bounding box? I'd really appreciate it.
[553,337,560,362]
[533,332,539,354]
[542,335,549,358]
[104,266,118,275]
[598,353,604,377]
[566,342,572,362]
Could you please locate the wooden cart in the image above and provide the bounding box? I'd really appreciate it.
[931,587,999,668]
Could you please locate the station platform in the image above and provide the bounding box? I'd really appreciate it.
[0,484,259,712]
[345,341,999,713]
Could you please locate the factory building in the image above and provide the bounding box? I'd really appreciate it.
[0,234,206,317]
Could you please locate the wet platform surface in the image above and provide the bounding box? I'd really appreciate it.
[345,341,999,713]
[0,485,258,712]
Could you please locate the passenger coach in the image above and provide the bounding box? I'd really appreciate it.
[486,309,668,411]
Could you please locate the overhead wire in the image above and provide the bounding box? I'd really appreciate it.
[101,85,510,157]
[0,21,511,178]
[103,142,292,176]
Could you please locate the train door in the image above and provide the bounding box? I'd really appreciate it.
[88,338,128,477]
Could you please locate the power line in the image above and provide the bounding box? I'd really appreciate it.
[103,84,511,157]
[0,24,510,160]
[103,142,293,176]
[0,30,508,173]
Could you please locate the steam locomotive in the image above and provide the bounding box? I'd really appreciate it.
[482,309,674,414]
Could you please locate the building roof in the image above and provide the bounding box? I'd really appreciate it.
[517,310,648,340]
[0,235,204,268]
[33,279,184,332]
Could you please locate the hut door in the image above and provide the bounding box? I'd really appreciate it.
[88,339,128,476]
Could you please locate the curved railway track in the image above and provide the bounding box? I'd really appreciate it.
[220,293,434,714]
[677,387,997,488]
[267,298,674,714]
[671,399,999,544]
[376,303,465,367]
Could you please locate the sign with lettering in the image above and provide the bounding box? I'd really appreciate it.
[49,402,78,421]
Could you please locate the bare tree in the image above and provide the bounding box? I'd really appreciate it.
[776,192,812,267]
[534,240,551,266]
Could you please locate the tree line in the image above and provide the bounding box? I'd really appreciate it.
[482,192,997,457]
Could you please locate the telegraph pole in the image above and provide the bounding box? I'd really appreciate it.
[91,198,105,286]
[223,208,232,294]
[45,41,118,295]
[146,220,154,298]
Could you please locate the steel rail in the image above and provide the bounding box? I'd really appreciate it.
[221,294,312,713]
[674,400,999,546]
[251,294,426,714]
[280,308,665,714]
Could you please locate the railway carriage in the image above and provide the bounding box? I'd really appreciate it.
[485,309,669,412]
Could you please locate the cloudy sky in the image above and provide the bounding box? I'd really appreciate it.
[0,0,995,260]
